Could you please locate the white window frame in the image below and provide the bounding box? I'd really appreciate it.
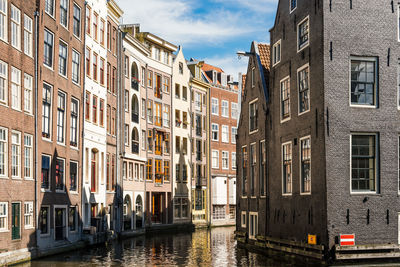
[297,16,309,52]
[212,150,219,169]
[241,211,246,228]
[232,152,236,170]
[349,56,378,109]
[282,141,292,196]
[11,131,21,179]
[221,100,229,118]
[24,134,33,180]
[221,125,229,143]
[57,91,66,144]
[0,0,8,42]
[58,40,68,77]
[60,0,69,28]
[211,97,219,115]
[272,39,281,66]
[211,123,219,141]
[45,0,55,17]
[42,82,52,140]
[299,135,311,195]
[0,60,7,105]
[350,133,378,194]
[0,202,8,231]
[72,3,81,39]
[24,15,33,57]
[251,67,255,87]
[290,0,297,13]
[222,151,229,170]
[44,29,54,69]
[71,49,80,84]
[280,76,290,123]
[297,63,310,115]
[231,102,238,119]
[249,212,258,239]
[24,73,33,114]
[11,66,21,110]
[231,127,237,144]
[10,4,21,50]
[249,98,258,134]
[70,97,79,147]
[24,201,33,229]
[0,127,7,178]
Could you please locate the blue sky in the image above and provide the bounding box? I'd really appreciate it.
[117,0,278,80]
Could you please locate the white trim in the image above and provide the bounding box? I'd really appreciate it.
[249,212,258,239]
[39,205,50,236]
[58,39,69,78]
[282,141,292,196]
[222,150,229,170]
[0,202,8,231]
[221,125,229,143]
[0,127,8,178]
[272,39,281,67]
[211,97,219,115]
[297,16,310,53]
[221,100,229,118]
[299,135,311,195]
[289,0,297,13]
[211,123,219,141]
[297,63,310,116]
[241,211,246,228]
[280,75,290,123]
[211,149,219,169]
[249,98,259,135]
[53,205,68,241]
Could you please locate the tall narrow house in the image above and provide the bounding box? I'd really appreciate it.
[82,0,108,235]
[238,0,400,260]
[0,0,36,261]
[37,0,84,252]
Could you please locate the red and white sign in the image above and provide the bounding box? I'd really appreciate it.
[340,234,355,246]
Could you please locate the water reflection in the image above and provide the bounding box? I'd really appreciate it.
[18,227,322,267]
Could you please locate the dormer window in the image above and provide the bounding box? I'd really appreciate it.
[298,16,309,52]
[213,71,217,84]
[290,0,297,13]
[154,47,160,61]
[221,73,227,87]
[179,62,183,74]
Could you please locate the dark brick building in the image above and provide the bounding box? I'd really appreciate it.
[237,0,400,260]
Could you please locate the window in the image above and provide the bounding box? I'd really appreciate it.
[124,90,129,112]
[44,29,54,68]
[0,202,7,233]
[163,105,170,127]
[24,74,32,114]
[0,60,7,104]
[231,103,238,119]
[91,151,97,192]
[212,150,219,169]
[195,93,201,111]
[70,98,78,147]
[141,130,146,150]
[100,19,105,45]
[282,142,292,195]
[250,143,256,195]
[24,202,33,228]
[211,98,218,115]
[290,0,297,12]
[163,76,170,93]
[24,134,32,179]
[106,104,110,133]
[85,47,90,77]
[11,67,21,110]
[122,162,127,180]
[0,127,7,177]
[232,152,236,170]
[60,0,68,27]
[221,100,229,117]
[163,51,169,65]
[59,41,68,76]
[298,65,310,114]
[71,50,80,84]
[154,47,160,61]
[273,40,281,66]
[70,161,77,191]
[41,155,50,189]
[298,17,309,51]
[45,0,54,16]
[148,70,153,88]
[300,137,311,194]
[222,151,229,170]
[241,211,246,228]
[11,131,20,178]
[55,158,65,191]
[146,159,153,180]
[351,134,377,192]
[175,163,180,181]
[175,84,180,99]
[249,213,258,239]
[281,77,290,121]
[147,100,153,123]
[69,206,77,231]
[93,95,98,124]
[11,204,20,239]
[42,83,52,138]
[351,57,377,106]
[73,4,81,38]
[231,127,237,144]
[92,53,97,81]
[112,67,116,93]
[0,0,7,41]
[57,92,66,143]
[124,124,129,145]
[179,62,183,74]
[249,100,258,133]
[251,67,255,88]
[24,15,33,56]
[222,125,229,143]
[39,207,49,234]
[100,58,104,85]
[175,136,180,153]
[106,21,110,49]
[260,141,266,196]
[211,124,219,141]
[182,86,187,101]
[93,12,98,40]
[11,5,20,49]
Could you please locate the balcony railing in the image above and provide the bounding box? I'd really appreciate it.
[131,112,139,123]
[131,142,139,154]
[131,78,139,90]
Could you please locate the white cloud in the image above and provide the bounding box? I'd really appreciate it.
[118,0,262,47]
[202,54,249,79]
[211,0,278,14]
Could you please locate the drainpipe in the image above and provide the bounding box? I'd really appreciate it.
[81,1,87,231]
[189,84,192,226]
[144,63,148,228]
[34,9,39,251]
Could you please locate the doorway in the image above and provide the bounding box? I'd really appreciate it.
[55,208,66,240]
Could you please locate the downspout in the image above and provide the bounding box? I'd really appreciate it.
[34,9,39,251]
[207,85,211,227]
[144,63,148,227]
[189,83,192,226]
[81,1,87,230]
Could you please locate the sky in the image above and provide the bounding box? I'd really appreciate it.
[117,0,278,80]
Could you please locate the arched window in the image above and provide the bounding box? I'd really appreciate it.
[123,195,132,230]
[135,195,143,228]
[131,95,139,123]
[131,62,139,90]
[131,127,139,154]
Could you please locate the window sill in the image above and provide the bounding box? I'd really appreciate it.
[280,117,291,124]
[349,104,377,109]
[297,42,309,53]
[298,109,310,116]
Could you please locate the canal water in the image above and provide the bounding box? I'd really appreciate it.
[15,226,374,267]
